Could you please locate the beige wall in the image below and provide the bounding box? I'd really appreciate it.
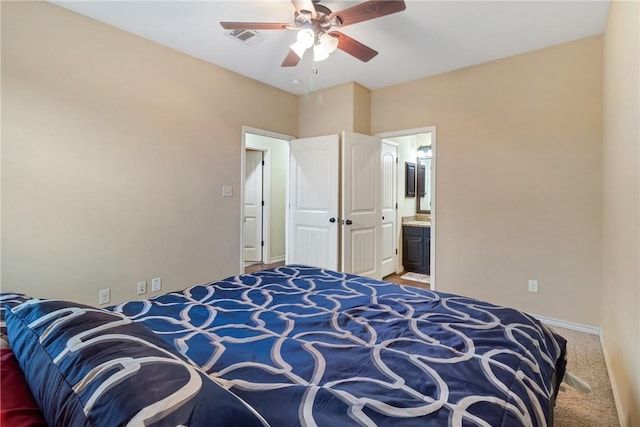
[601,1,640,425]
[353,83,371,135]
[1,2,297,306]
[298,82,370,137]
[372,36,604,326]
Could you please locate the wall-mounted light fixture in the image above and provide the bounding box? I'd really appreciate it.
[417,145,432,158]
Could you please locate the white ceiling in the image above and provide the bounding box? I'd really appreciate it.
[52,0,610,95]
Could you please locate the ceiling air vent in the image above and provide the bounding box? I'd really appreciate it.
[225,29,265,47]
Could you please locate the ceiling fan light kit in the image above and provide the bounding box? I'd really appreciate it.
[313,33,338,62]
[220,0,406,67]
[290,28,315,58]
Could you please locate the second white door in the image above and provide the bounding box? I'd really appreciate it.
[341,131,382,279]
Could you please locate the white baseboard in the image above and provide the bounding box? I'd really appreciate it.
[532,314,601,335]
[269,255,285,264]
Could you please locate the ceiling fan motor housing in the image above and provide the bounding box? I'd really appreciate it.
[294,4,342,34]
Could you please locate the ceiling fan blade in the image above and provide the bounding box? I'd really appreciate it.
[330,0,406,27]
[332,31,378,62]
[281,49,302,67]
[220,22,290,30]
[290,0,317,18]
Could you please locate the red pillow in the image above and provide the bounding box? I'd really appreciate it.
[1,347,47,427]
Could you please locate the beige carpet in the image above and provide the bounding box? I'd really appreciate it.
[552,326,619,426]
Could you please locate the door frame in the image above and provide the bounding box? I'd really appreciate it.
[376,126,437,290]
[240,126,293,274]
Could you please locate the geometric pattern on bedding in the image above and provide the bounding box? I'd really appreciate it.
[112,265,566,427]
[6,299,268,427]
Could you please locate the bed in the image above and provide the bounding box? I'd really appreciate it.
[1,265,566,426]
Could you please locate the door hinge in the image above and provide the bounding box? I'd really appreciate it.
[261,201,265,206]
[261,241,264,247]
[395,157,398,164]
[262,160,265,166]
[395,203,398,209]
[395,249,398,255]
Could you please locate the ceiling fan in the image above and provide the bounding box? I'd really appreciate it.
[220,0,406,67]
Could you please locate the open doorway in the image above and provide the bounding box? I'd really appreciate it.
[240,127,292,273]
[377,126,437,289]
[240,127,435,285]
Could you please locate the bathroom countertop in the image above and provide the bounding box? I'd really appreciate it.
[402,220,431,228]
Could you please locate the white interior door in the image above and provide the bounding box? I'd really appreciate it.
[381,141,398,277]
[341,131,382,279]
[244,150,263,263]
[288,135,339,269]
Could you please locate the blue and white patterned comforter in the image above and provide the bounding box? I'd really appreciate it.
[111,266,566,427]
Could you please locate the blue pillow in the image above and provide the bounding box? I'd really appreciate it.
[6,299,269,427]
[0,293,32,338]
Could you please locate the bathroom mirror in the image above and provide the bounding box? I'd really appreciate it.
[417,157,431,213]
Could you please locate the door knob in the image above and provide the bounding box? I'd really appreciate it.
[329,217,336,223]
[345,219,353,225]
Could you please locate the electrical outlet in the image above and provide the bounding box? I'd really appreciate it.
[137,281,147,295]
[99,289,111,305]
[151,277,162,292]
[528,280,539,293]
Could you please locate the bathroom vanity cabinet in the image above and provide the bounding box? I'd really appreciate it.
[402,225,431,274]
